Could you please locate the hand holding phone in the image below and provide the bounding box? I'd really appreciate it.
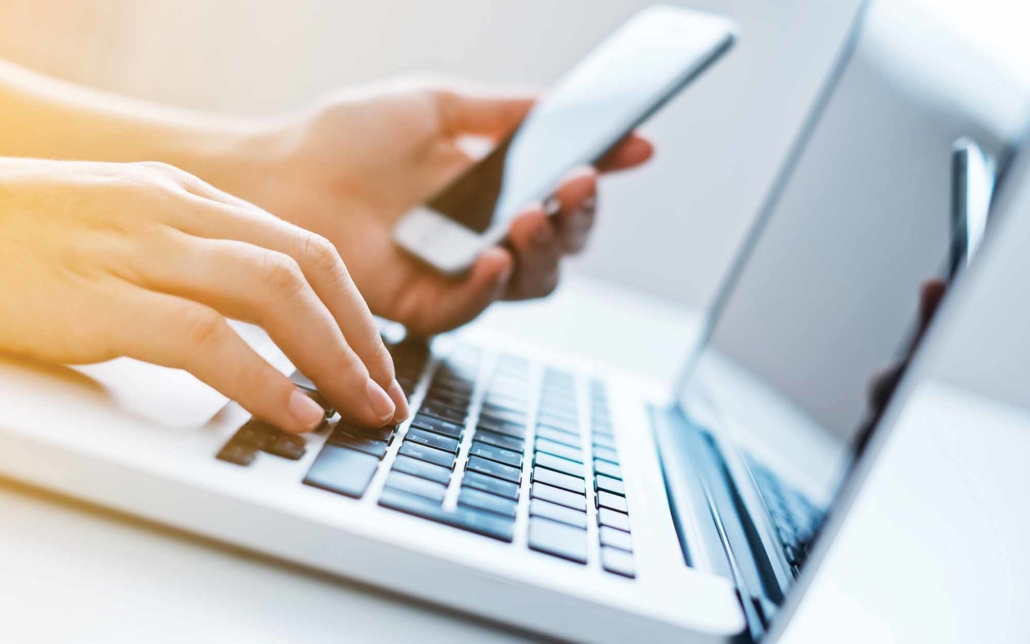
[392,5,737,274]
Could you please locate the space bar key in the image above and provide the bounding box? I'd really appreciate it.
[379,489,515,542]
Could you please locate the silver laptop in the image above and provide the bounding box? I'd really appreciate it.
[0,1,1023,642]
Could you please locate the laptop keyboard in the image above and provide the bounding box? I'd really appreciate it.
[216,339,637,579]
[746,457,825,577]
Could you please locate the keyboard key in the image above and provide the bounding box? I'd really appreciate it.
[535,438,583,464]
[597,490,629,513]
[463,471,520,500]
[532,467,585,494]
[537,414,578,433]
[598,507,631,532]
[533,452,585,478]
[480,401,525,418]
[340,423,395,443]
[417,405,467,428]
[290,370,317,390]
[399,441,456,469]
[216,440,259,466]
[290,371,332,413]
[379,489,514,543]
[303,444,380,498]
[423,391,471,411]
[595,475,626,496]
[535,425,581,448]
[392,455,451,485]
[264,432,307,460]
[476,417,526,438]
[468,441,523,468]
[530,498,587,529]
[528,517,588,564]
[601,546,636,578]
[474,430,525,453]
[384,471,447,502]
[592,434,617,450]
[531,482,586,511]
[405,427,460,453]
[458,487,518,519]
[410,414,464,440]
[233,420,277,448]
[593,459,622,480]
[467,455,521,484]
[593,446,620,464]
[537,402,579,422]
[479,408,526,426]
[599,526,633,552]
[328,431,388,459]
[482,393,526,412]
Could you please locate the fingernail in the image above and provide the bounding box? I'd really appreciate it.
[387,379,410,422]
[582,196,597,212]
[544,198,562,217]
[367,379,396,423]
[289,388,326,431]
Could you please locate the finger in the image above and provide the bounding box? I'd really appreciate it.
[434,86,537,138]
[172,192,408,422]
[505,206,561,300]
[551,168,599,254]
[399,247,514,337]
[596,133,654,173]
[109,287,326,434]
[131,231,398,427]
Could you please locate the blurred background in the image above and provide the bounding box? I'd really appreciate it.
[0,0,1027,308]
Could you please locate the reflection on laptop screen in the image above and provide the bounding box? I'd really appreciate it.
[677,0,1013,535]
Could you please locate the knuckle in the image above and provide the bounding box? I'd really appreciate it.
[261,251,307,301]
[179,307,226,351]
[299,231,343,274]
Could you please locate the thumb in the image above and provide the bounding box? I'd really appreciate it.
[435,87,537,138]
[406,246,514,336]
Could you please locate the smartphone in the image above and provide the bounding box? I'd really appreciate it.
[949,137,995,278]
[392,5,738,274]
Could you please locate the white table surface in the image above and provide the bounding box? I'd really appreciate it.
[0,275,703,644]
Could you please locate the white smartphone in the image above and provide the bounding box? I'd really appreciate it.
[392,5,738,274]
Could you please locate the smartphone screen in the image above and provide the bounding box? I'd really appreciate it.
[423,10,734,234]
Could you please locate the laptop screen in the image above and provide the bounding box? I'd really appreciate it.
[676,0,1018,526]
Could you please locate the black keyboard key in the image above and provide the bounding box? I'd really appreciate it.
[404,427,460,453]
[476,417,526,438]
[216,440,259,466]
[532,467,585,494]
[593,459,622,480]
[458,487,518,519]
[303,444,380,498]
[384,471,447,503]
[233,420,277,448]
[423,391,471,411]
[531,482,586,511]
[592,434,617,450]
[529,498,587,529]
[462,471,520,500]
[328,431,387,459]
[411,413,464,439]
[533,452,585,478]
[597,490,628,513]
[479,408,526,426]
[601,546,636,578]
[600,526,633,552]
[419,402,467,425]
[264,432,307,460]
[593,446,620,464]
[392,455,451,485]
[481,393,526,413]
[535,425,581,448]
[430,377,473,397]
[528,517,588,564]
[595,474,626,496]
[379,488,514,542]
[535,438,583,464]
[399,441,456,469]
[340,423,395,443]
[467,455,521,484]
[598,507,631,532]
[468,441,523,468]
[474,430,525,453]
[480,401,525,417]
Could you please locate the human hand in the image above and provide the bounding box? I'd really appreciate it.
[0,159,407,432]
[224,78,653,335]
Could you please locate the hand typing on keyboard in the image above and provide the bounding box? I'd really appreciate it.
[0,159,407,434]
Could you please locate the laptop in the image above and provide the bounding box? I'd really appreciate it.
[0,1,1023,641]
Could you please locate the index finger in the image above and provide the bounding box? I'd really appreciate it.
[596,132,654,173]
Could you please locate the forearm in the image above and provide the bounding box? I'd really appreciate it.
[0,59,274,189]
